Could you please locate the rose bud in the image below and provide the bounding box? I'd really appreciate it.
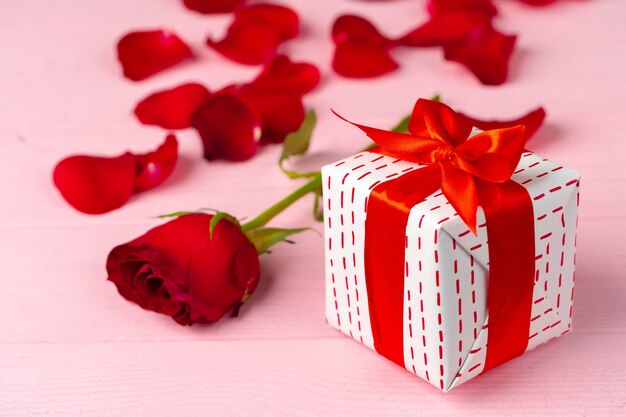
[106,213,260,325]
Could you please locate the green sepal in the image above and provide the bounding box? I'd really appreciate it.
[245,227,312,255]
[279,110,318,179]
[210,211,241,240]
[155,207,217,219]
[155,211,197,219]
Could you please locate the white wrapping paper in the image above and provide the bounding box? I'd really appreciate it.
[322,148,580,392]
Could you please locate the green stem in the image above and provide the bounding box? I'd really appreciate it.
[241,173,323,232]
[241,103,435,231]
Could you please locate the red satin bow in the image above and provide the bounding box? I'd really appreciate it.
[334,98,528,233]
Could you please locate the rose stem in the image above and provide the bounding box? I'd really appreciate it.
[240,108,419,232]
[241,173,322,232]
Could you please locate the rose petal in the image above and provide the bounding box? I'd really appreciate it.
[187,217,260,320]
[459,107,546,139]
[117,30,192,81]
[400,11,492,47]
[250,55,320,95]
[53,152,136,214]
[53,135,179,214]
[238,86,305,143]
[106,246,192,323]
[213,56,319,144]
[182,0,245,14]
[191,92,262,161]
[443,26,516,85]
[518,0,557,5]
[234,3,299,40]
[207,4,299,65]
[332,14,392,46]
[331,15,398,78]
[134,134,179,192]
[333,40,399,78]
[208,23,282,65]
[134,83,212,129]
[428,0,498,17]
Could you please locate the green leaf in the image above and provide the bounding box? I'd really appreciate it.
[280,110,317,160]
[279,110,318,179]
[312,190,324,222]
[245,227,312,255]
[210,211,241,240]
[390,114,411,133]
[431,94,441,102]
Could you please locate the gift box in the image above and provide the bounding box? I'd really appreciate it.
[322,101,580,392]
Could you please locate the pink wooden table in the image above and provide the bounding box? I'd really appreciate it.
[1,0,625,415]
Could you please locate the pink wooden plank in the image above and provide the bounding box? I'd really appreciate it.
[0,0,625,414]
[1,335,624,416]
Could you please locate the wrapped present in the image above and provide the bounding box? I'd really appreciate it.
[322,99,580,392]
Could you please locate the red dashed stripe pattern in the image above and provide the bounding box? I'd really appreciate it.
[323,147,580,392]
[322,153,420,351]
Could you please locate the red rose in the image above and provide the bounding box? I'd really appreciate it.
[106,213,260,325]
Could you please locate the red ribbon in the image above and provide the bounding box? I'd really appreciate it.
[338,99,536,374]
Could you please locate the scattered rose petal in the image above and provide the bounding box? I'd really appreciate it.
[460,107,546,139]
[134,134,179,192]
[53,153,136,214]
[250,55,320,95]
[53,135,179,214]
[134,83,212,129]
[234,3,299,39]
[207,4,299,65]
[238,86,305,144]
[208,23,282,65]
[117,30,192,81]
[191,92,262,161]
[400,11,492,47]
[443,26,516,85]
[182,0,245,14]
[131,56,319,154]
[232,56,319,143]
[518,0,558,5]
[331,15,399,78]
[330,0,573,84]
[428,0,498,17]
[333,41,399,78]
[332,14,391,44]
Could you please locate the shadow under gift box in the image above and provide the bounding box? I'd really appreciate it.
[322,146,580,392]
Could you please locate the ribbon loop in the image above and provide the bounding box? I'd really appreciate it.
[336,99,528,233]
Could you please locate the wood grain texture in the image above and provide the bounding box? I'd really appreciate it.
[1,335,625,416]
[1,0,625,415]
